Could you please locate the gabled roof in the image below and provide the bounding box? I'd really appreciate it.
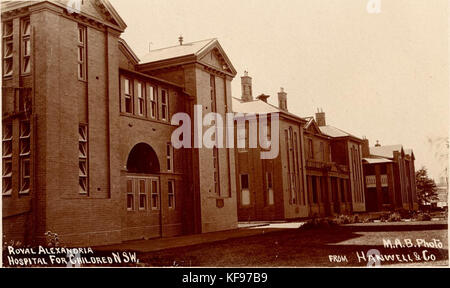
[118,38,140,64]
[140,38,216,63]
[370,145,404,159]
[303,117,324,135]
[319,125,363,141]
[1,0,127,32]
[232,98,305,123]
[139,38,237,76]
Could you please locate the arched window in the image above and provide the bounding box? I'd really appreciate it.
[126,143,160,174]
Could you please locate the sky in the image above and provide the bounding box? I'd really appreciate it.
[109,0,449,181]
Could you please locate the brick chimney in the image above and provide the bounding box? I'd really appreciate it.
[256,94,270,103]
[362,137,370,157]
[241,71,253,102]
[278,87,287,111]
[315,108,326,126]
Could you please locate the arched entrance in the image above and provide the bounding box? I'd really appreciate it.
[126,143,160,174]
[124,143,162,240]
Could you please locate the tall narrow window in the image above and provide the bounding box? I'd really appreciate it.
[2,21,13,77]
[126,179,134,211]
[168,180,175,209]
[78,124,88,194]
[137,82,145,116]
[151,179,159,210]
[149,85,157,119]
[213,148,220,195]
[138,179,147,210]
[2,122,13,195]
[266,172,274,206]
[210,74,217,113]
[124,78,133,113]
[308,139,314,159]
[166,143,173,172]
[240,174,250,206]
[77,25,86,80]
[319,142,324,161]
[19,121,31,194]
[161,89,168,121]
[21,18,31,74]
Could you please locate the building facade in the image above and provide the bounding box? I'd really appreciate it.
[362,141,418,212]
[232,76,309,221]
[2,0,238,246]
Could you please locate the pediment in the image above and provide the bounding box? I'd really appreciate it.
[198,42,236,76]
[59,0,126,31]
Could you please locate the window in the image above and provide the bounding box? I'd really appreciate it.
[2,122,13,195]
[266,172,274,206]
[240,174,250,206]
[166,143,173,172]
[77,25,86,80]
[161,89,168,121]
[126,179,134,211]
[151,179,159,210]
[149,85,157,119]
[124,78,133,113]
[213,148,220,195]
[138,179,147,210]
[137,82,145,116]
[19,121,31,194]
[319,142,324,161]
[168,180,175,209]
[307,138,314,159]
[2,21,13,77]
[311,176,318,203]
[21,18,31,74]
[210,74,217,113]
[78,124,88,194]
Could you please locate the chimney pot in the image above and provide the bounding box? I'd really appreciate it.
[241,71,253,102]
[277,88,288,111]
[178,36,183,45]
[315,110,326,126]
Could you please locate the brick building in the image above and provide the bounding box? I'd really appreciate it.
[232,73,365,221]
[302,116,352,216]
[2,0,238,246]
[362,140,418,212]
[233,75,309,221]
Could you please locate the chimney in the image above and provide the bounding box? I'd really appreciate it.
[315,108,326,126]
[362,137,370,157]
[256,94,270,103]
[241,71,253,102]
[178,35,183,45]
[375,140,381,147]
[278,87,287,111]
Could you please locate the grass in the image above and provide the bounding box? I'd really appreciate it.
[137,221,448,267]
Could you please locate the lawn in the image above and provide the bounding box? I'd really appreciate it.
[137,221,448,267]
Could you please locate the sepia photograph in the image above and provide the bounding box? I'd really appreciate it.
[0,0,449,274]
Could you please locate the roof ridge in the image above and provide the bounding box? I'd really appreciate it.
[141,38,217,54]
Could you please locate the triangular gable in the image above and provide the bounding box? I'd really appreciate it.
[57,0,127,31]
[197,40,237,76]
[304,118,322,135]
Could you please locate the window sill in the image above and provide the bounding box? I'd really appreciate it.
[2,192,12,196]
[19,190,30,195]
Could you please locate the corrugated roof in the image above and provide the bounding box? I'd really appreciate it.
[140,38,216,64]
[370,145,403,159]
[319,125,361,139]
[231,98,305,123]
[232,98,281,114]
[363,158,393,164]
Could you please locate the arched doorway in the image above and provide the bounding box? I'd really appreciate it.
[126,143,160,174]
[124,143,162,240]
